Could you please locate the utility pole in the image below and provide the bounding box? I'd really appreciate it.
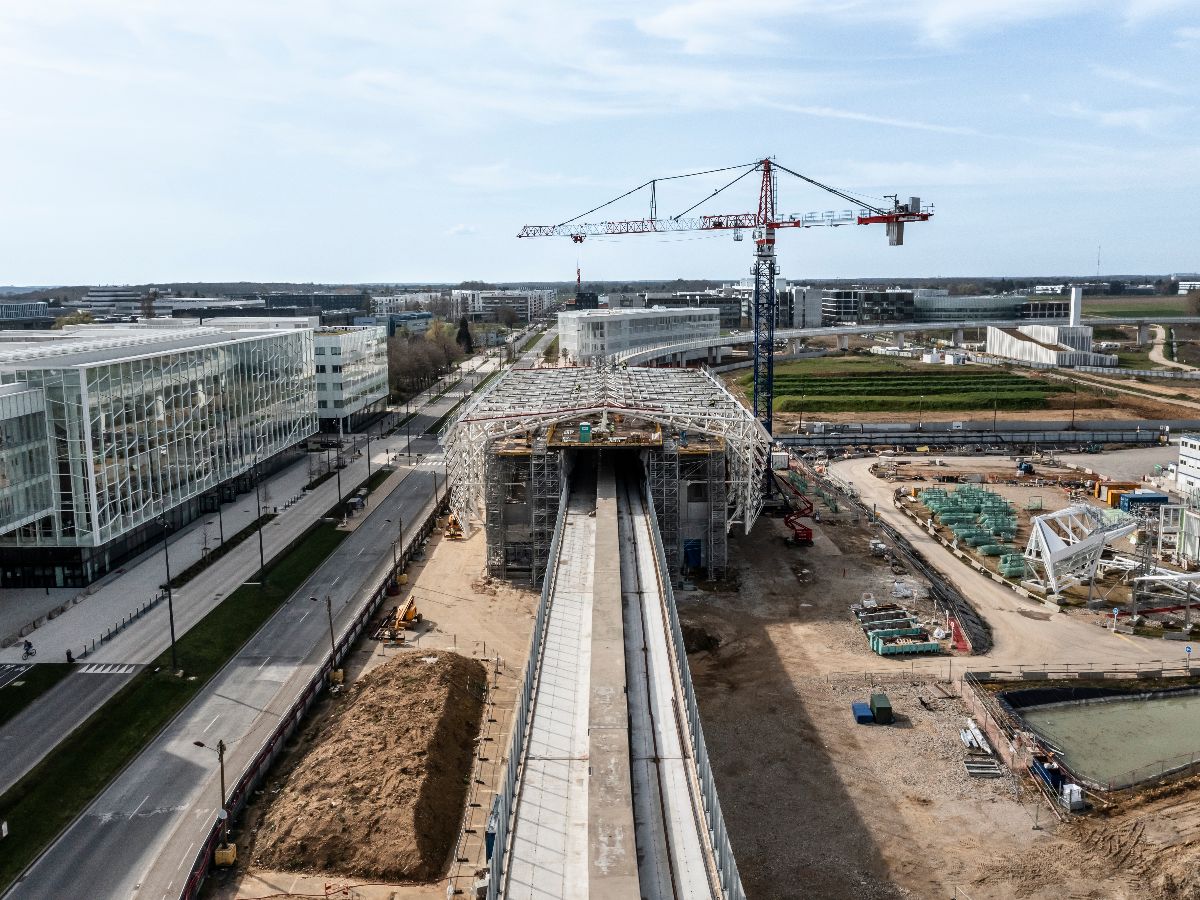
[313,594,337,660]
[159,517,178,672]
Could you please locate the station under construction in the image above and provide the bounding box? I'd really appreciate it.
[443,365,770,584]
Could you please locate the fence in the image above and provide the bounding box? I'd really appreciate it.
[644,498,746,899]
[485,479,570,900]
[962,665,1200,792]
[178,492,446,900]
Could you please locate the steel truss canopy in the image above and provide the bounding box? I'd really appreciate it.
[442,365,770,537]
[1023,504,1137,595]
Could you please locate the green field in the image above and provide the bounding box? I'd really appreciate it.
[745,356,1068,413]
[1083,297,1193,318]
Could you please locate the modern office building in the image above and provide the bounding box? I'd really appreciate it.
[913,294,1069,322]
[354,311,432,336]
[371,293,443,315]
[451,289,558,323]
[558,308,720,364]
[642,290,742,329]
[821,289,915,325]
[314,325,389,432]
[0,323,317,587]
[0,302,50,320]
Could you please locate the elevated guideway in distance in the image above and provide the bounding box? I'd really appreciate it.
[615,316,1200,366]
[492,461,742,900]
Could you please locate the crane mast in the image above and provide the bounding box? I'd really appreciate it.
[518,157,932,436]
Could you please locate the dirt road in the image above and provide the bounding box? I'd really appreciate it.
[833,457,1169,669]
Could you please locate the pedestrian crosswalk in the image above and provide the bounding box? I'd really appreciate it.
[78,663,137,675]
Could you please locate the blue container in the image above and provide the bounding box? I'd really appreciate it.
[851,701,874,724]
[1120,491,1169,512]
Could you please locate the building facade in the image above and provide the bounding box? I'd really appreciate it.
[642,290,742,329]
[314,325,389,432]
[822,289,915,325]
[451,289,558,323]
[984,324,1118,367]
[1178,435,1200,495]
[0,324,317,587]
[558,308,720,364]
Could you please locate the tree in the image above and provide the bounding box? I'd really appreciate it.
[455,316,474,354]
[52,310,94,329]
[496,305,519,327]
[140,289,159,319]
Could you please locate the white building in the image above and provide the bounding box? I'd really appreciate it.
[313,325,389,432]
[371,293,443,315]
[1179,281,1200,295]
[1178,434,1200,495]
[984,286,1116,368]
[557,307,720,364]
[451,289,557,323]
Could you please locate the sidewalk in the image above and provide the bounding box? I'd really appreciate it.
[0,363,476,666]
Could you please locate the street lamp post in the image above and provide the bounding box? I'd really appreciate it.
[193,739,228,842]
[365,429,372,480]
[158,517,178,672]
[918,395,925,431]
[335,419,344,512]
[312,594,337,660]
[253,459,265,575]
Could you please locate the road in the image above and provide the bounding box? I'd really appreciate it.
[1149,324,1196,371]
[5,468,439,900]
[833,456,1172,670]
[0,352,496,807]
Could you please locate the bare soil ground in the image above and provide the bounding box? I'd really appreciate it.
[209,526,538,900]
[250,651,486,881]
[683,508,1200,899]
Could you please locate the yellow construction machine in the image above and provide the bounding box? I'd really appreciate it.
[374,596,421,643]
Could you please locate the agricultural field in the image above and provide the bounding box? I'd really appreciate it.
[1083,295,1196,318]
[742,355,1071,414]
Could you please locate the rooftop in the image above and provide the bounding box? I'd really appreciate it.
[558,307,720,321]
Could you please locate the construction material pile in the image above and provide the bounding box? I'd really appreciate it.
[919,486,1018,555]
[251,651,487,882]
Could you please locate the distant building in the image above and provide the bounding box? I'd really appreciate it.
[641,290,742,329]
[1178,435,1200,496]
[354,311,432,336]
[984,324,1117,367]
[563,292,600,312]
[914,294,1068,322]
[451,289,557,323]
[822,289,915,325]
[371,293,443,315]
[0,321,316,587]
[1180,281,1200,295]
[0,301,50,320]
[314,325,389,432]
[558,307,720,364]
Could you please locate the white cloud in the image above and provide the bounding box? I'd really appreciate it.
[446,224,479,236]
[1090,64,1189,94]
[1052,101,1188,131]
[1175,25,1200,46]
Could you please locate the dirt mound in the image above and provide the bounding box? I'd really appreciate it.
[251,651,487,882]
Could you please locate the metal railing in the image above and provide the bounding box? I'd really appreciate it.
[486,479,571,900]
[178,493,445,900]
[643,499,746,900]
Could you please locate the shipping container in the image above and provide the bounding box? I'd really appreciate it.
[870,693,894,725]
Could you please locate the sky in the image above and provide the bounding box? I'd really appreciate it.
[0,1,1198,285]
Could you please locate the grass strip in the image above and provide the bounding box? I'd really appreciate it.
[0,664,72,729]
[0,522,349,892]
[519,331,542,353]
[170,514,276,589]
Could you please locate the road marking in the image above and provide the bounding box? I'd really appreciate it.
[357,547,366,556]
[331,576,341,586]
[130,794,149,817]
[203,714,219,733]
[176,843,196,872]
[298,609,311,623]
[257,656,271,670]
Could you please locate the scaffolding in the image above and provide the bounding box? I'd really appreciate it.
[708,447,728,579]
[530,438,560,586]
[443,364,770,539]
[648,439,680,576]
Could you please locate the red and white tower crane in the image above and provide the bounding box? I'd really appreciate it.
[519,157,932,435]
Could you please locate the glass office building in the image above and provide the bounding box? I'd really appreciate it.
[0,325,317,586]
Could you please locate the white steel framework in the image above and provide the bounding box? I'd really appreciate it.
[1023,504,1137,595]
[443,365,770,539]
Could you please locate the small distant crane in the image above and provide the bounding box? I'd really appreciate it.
[519,157,932,434]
